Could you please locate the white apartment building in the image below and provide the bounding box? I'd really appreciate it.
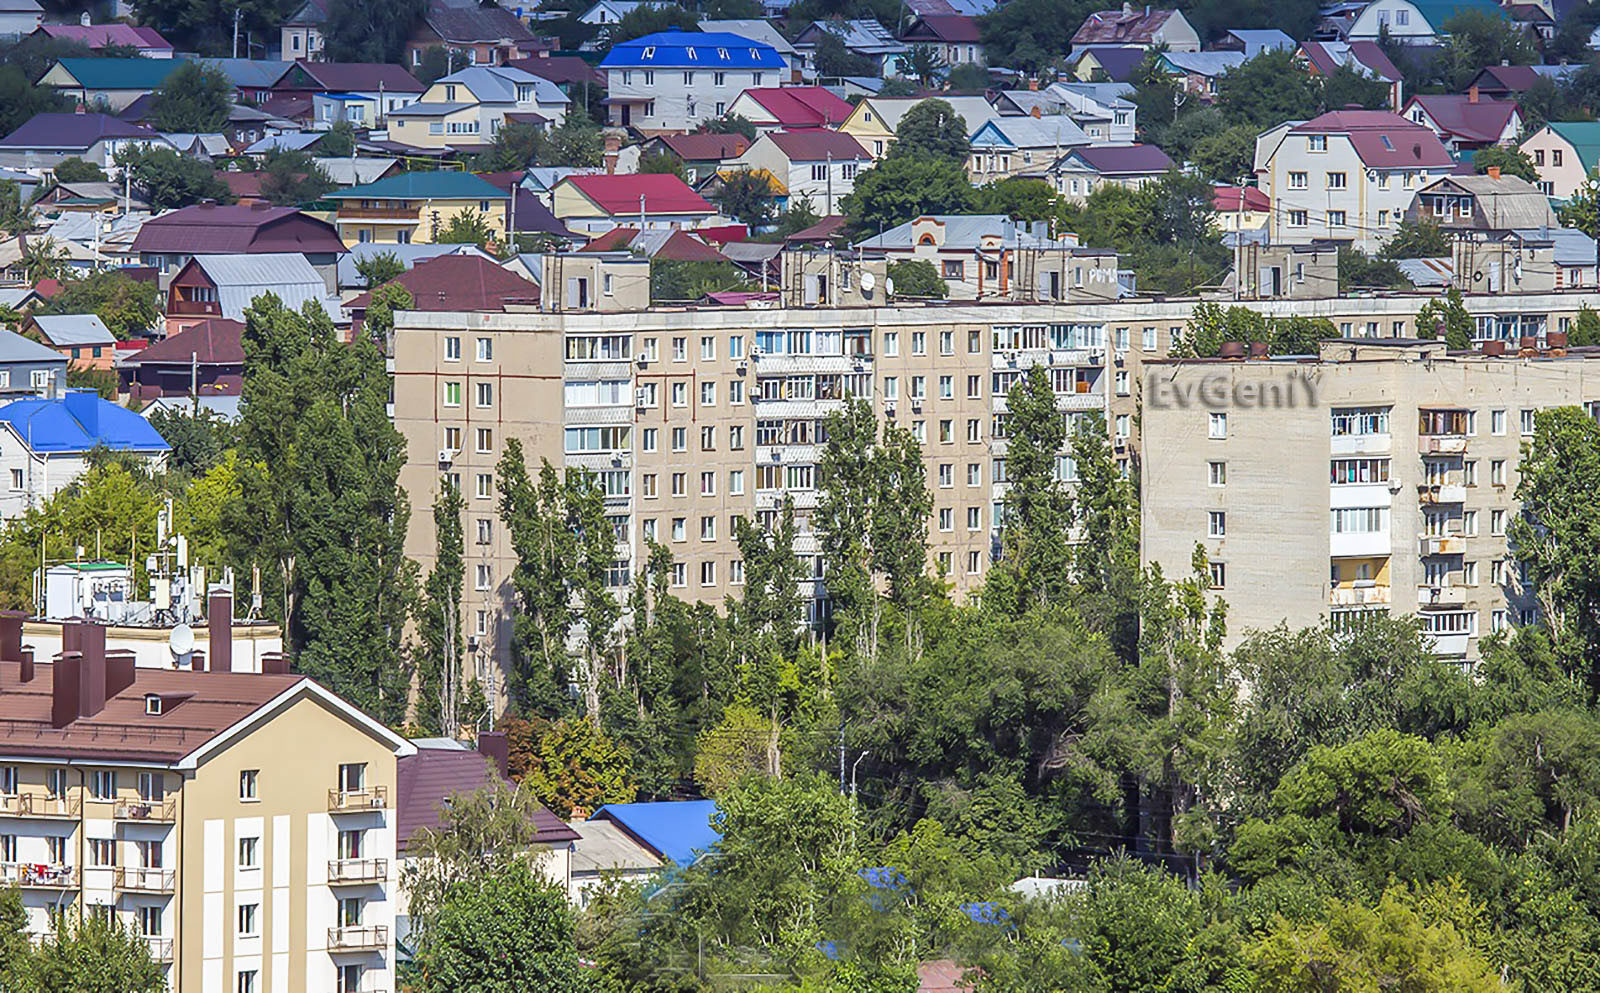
[599,30,785,132]
[1257,109,1453,252]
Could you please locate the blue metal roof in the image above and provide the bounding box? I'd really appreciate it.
[600,31,784,69]
[591,800,720,867]
[0,390,171,454]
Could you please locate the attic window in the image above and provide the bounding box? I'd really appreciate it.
[686,47,697,60]
[642,46,655,58]
[1381,135,1394,150]
[749,48,759,59]
[717,47,729,60]
[144,694,162,716]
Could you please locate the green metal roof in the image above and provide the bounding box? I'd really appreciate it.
[1547,121,1600,172]
[328,171,508,201]
[1410,0,1506,30]
[52,58,185,91]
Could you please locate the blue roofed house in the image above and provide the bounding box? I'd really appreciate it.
[1156,51,1247,100]
[0,389,170,517]
[588,800,721,867]
[1218,28,1295,56]
[1346,0,1508,44]
[601,31,786,132]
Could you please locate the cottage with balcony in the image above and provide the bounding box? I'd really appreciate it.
[328,171,509,247]
[164,254,340,336]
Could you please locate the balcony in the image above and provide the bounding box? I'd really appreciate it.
[327,925,389,952]
[115,866,175,892]
[1330,433,1390,457]
[0,863,77,889]
[1419,435,1468,454]
[337,205,420,221]
[1330,531,1391,558]
[1329,584,1391,606]
[328,786,388,813]
[0,793,80,819]
[143,936,173,962]
[115,798,176,822]
[167,298,221,317]
[327,858,388,884]
[1419,535,1467,556]
[1418,585,1469,608]
[1418,483,1467,504]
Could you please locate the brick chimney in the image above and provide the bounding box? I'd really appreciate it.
[1487,165,1501,180]
[53,620,107,727]
[1468,84,1479,104]
[0,610,23,662]
[208,590,232,672]
[478,730,510,778]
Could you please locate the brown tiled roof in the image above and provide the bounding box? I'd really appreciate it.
[346,253,540,311]
[0,659,304,764]
[397,747,578,852]
[125,318,244,366]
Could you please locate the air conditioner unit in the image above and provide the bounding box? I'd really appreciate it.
[736,361,748,376]
[635,387,650,407]
[884,404,896,418]
[437,449,454,465]
[1087,352,1103,365]
[610,454,624,467]
[912,402,923,413]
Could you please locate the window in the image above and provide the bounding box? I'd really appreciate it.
[729,380,744,404]
[967,507,981,531]
[883,332,899,356]
[138,772,163,801]
[938,463,953,487]
[939,508,953,532]
[1208,562,1226,588]
[443,381,461,406]
[1288,209,1308,226]
[939,375,953,399]
[968,463,981,486]
[671,563,686,587]
[0,767,13,796]
[1326,171,1346,189]
[671,472,686,497]
[967,375,981,399]
[700,471,716,496]
[671,518,686,542]
[47,768,66,798]
[1288,171,1307,189]
[1330,507,1389,533]
[475,382,493,408]
[91,770,116,800]
[672,427,687,452]
[939,330,954,355]
[1555,149,1564,166]
[729,425,744,449]
[1491,409,1506,435]
[476,428,493,453]
[90,838,115,866]
[237,971,257,993]
[700,561,717,587]
[967,419,981,443]
[444,336,461,361]
[1308,135,1327,152]
[700,382,716,406]
[1521,408,1536,434]
[476,519,492,545]
[1209,412,1227,439]
[238,903,258,937]
[671,382,687,406]
[730,470,744,495]
[700,516,716,541]
[911,331,927,354]
[1491,459,1506,486]
[1115,370,1129,395]
[238,836,259,869]
[476,474,492,499]
[1328,210,1346,226]
[475,564,491,590]
[9,469,19,490]
[1330,458,1390,484]
[1208,461,1226,486]
[1331,407,1390,435]
[1208,511,1226,538]
[641,474,657,497]
[476,337,492,361]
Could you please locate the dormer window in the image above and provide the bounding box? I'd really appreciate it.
[686,47,697,60]
[642,46,655,58]
[717,47,729,60]
[144,694,162,715]
[749,48,758,59]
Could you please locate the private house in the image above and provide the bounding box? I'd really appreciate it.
[163,254,339,333]
[792,19,908,77]
[0,0,41,38]
[314,156,402,188]
[550,173,719,233]
[1156,51,1246,100]
[31,179,147,215]
[403,0,539,69]
[39,58,183,112]
[1401,92,1520,152]
[836,95,999,159]
[1032,82,1136,143]
[280,0,327,61]
[968,116,1091,184]
[0,113,166,170]
[342,254,539,340]
[118,317,243,402]
[1213,184,1271,235]
[1069,5,1200,51]
[579,227,728,262]
[477,171,578,245]
[1256,109,1453,251]
[634,133,750,184]
[1404,173,1559,232]
[898,15,985,69]
[1066,47,1145,83]
[1215,28,1295,56]
[0,391,169,511]
[578,0,656,27]
[32,21,173,57]
[1345,0,1507,44]
[386,65,570,150]
[587,801,721,869]
[327,171,509,246]
[129,204,346,289]
[1520,121,1600,199]
[268,61,424,121]
[1467,63,1582,98]
[852,214,1112,302]
[0,621,413,990]
[600,31,786,132]
[727,130,870,215]
[1050,143,1173,201]
[21,314,118,370]
[0,330,66,397]
[699,20,803,81]
[725,87,853,131]
[336,243,494,290]
[1296,41,1403,109]
[504,54,607,99]
[190,58,295,105]
[566,817,663,906]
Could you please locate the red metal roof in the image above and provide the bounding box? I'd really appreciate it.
[563,173,714,217]
[1291,110,1453,168]
[737,87,854,128]
[763,129,871,162]
[130,205,346,255]
[397,747,578,853]
[505,55,604,88]
[658,132,750,160]
[346,253,540,311]
[1404,94,1519,144]
[126,318,244,366]
[1212,184,1269,212]
[1298,41,1401,83]
[36,23,172,51]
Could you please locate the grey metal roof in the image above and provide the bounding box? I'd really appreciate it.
[0,329,68,364]
[971,114,1091,148]
[1394,257,1451,287]
[1422,175,1559,229]
[1225,29,1294,56]
[385,101,475,117]
[435,66,569,106]
[242,133,323,154]
[337,242,495,289]
[568,817,665,875]
[139,394,241,422]
[866,96,998,133]
[699,19,799,56]
[1160,51,1247,76]
[803,19,907,56]
[188,57,292,89]
[313,156,398,187]
[188,253,338,321]
[1512,226,1598,266]
[31,314,115,347]
[853,214,1075,251]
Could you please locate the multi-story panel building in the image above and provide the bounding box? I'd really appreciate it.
[1140,336,1600,661]
[0,615,413,992]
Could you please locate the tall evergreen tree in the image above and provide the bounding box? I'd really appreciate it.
[986,365,1073,614]
[416,479,464,736]
[1069,412,1142,661]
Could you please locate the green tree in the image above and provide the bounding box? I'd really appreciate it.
[894,44,944,87]
[543,112,603,167]
[145,406,235,476]
[945,62,991,91]
[0,886,29,991]
[118,146,233,210]
[361,282,413,351]
[715,169,779,229]
[18,238,69,285]
[1190,123,1258,184]
[813,31,879,78]
[0,180,22,237]
[888,99,969,162]
[1274,729,1452,837]
[477,120,545,173]
[1217,50,1324,129]
[887,259,947,298]
[1339,247,1409,292]
[149,62,232,133]
[649,259,746,300]
[695,701,776,795]
[1439,10,1535,91]
[699,112,758,142]
[1559,169,1600,238]
[1573,305,1600,346]
[977,0,1098,74]
[0,65,71,135]
[984,365,1072,614]
[518,717,635,817]
[435,208,496,249]
[1415,287,1474,350]
[842,154,976,234]
[604,2,696,46]
[354,250,405,289]
[323,0,427,62]
[414,479,464,737]
[411,858,587,993]
[319,119,356,157]
[174,450,243,569]
[1321,63,1391,111]
[636,146,686,180]
[1473,144,1539,183]
[1069,412,1141,661]
[52,157,106,183]
[974,177,1059,221]
[259,148,336,206]
[25,908,166,993]
[1382,218,1451,260]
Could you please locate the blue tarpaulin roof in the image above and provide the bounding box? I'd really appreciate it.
[591,800,720,867]
[0,390,170,454]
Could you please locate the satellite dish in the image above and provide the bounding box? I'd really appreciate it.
[860,271,876,293]
[169,623,194,657]
[885,276,896,297]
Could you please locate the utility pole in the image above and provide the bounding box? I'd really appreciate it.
[1234,174,1247,301]
[232,6,242,60]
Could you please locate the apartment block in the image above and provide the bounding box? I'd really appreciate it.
[0,614,414,993]
[1141,337,1600,660]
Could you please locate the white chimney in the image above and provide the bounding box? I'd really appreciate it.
[79,11,91,26]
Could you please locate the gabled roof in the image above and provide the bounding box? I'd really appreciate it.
[180,254,336,321]
[130,204,345,255]
[1290,110,1453,168]
[1470,64,1580,93]
[1544,121,1600,172]
[0,113,158,151]
[190,58,295,90]
[1512,226,1597,266]
[561,173,714,216]
[760,129,870,162]
[28,314,114,347]
[698,19,798,56]
[1407,0,1505,31]
[1059,142,1173,175]
[124,318,243,366]
[1225,28,1293,56]
[337,242,493,288]
[581,227,728,261]
[1297,40,1401,83]
[1071,7,1183,45]
[591,800,721,867]
[902,14,982,42]
[1403,94,1518,144]
[905,0,994,15]
[1069,46,1146,82]
[1416,174,1558,227]
[796,18,907,56]
[276,60,424,94]
[858,95,999,133]
[423,0,537,46]
[504,55,606,88]
[600,30,784,70]
[313,156,399,187]
[655,132,750,160]
[0,390,169,454]
[36,23,172,51]
[0,329,65,365]
[1213,184,1269,212]
[568,817,665,874]
[327,171,508,201]
[735,87,853,127]
[853,214,1075,250]
[435,65,569,106]
[1159,51,1246,77]
[345,254,540,311]
[397,745,578,853]
[47,57,183,90]
[286,0,327,23]
[971,115,1091,149]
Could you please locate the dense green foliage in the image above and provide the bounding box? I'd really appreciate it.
[149,62,232,133]
[51,158,105,183]
[887,259,947,298]
[39,270,162,339]
[117,146,233,211]
[0,896,165,993]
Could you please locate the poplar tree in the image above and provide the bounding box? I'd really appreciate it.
[416,480,464,736]
[986,365,1073,615]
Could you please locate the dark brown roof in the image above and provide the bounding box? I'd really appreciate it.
[125,319,244,366]
[397,747,579,852]
[0,659,304,763]
[130,205,346,256]
[505,55,604,88]
[901,14,981,42]
[423,0,536,46]
[277,60,424,94]
[784,215,848,243]
[346,253,540,311]
[657,132,749,161]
